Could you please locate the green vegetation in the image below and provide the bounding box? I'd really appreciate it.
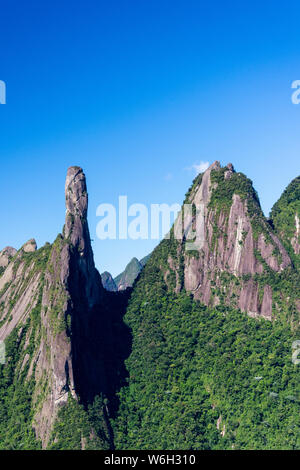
[0,324,42,449]
[0,244,52,330]
[0,244,52,449]
[210,168,260,213]
[48,396,110,450]
[184,172,204,204]
[209,168,275,246]
[270,176,300,269]
[113,265,300,449]
[111,169,299,450]
[0,239,111,450]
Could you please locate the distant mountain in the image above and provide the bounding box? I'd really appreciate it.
[114,258,142,291]
[101,271,117,292]
[114,254,151,291]
[0,246,17,276]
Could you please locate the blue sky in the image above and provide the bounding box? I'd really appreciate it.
[0,0,299,276]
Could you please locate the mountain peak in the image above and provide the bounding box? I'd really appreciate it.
[209,160,221,170]
[0,247,17,274]
[171,163,292,318]
[63,166,101,307]
[114,257,144,291]
[22,239,37,253]
[101,271,117,292]
[64,167,88,243]
[129,257,141,266]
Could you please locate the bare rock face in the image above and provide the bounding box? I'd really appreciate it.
[64,166,88,244]
[224,162,234,180]
[0,246,17,268]
[23,239,37,253]
[291,213,300,255]
[0,166,107,448]
[32,167,106,445]
[165,162,292,319]
[64,166,102,307]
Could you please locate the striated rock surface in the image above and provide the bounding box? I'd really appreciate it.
[64,166,102,307]
[161,162,294,319]
[0,246,17,269]
[292,213,300,255]
[0,167,109,448]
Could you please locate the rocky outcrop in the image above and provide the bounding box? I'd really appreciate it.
[0,167,109,448]
[101,272,117,292]
[23,239,37,253]
[33,167,108,445]
[165,162,292,319]
[291,213,300,255]
[0,246,17,269]
[64,166,102,307]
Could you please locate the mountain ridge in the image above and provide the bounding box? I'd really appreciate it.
[0,163,299,450]
[161,161,295,319]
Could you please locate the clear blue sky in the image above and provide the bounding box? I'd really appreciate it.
[0,1,299,276]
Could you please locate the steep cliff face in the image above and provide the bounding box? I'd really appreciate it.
[0,246,17,272]
[156,162,295,319]
[0,167,110,449]
[63,166,103,307]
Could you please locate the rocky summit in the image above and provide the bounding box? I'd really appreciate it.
[166,162,292,319]
[0,164,299,450]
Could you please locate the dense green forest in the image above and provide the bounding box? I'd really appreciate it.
[0,325,41,449]
[113,263,299,450]
[0,323,110,450]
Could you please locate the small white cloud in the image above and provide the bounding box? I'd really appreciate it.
[164,173,173,181]
[186,161,210,175]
